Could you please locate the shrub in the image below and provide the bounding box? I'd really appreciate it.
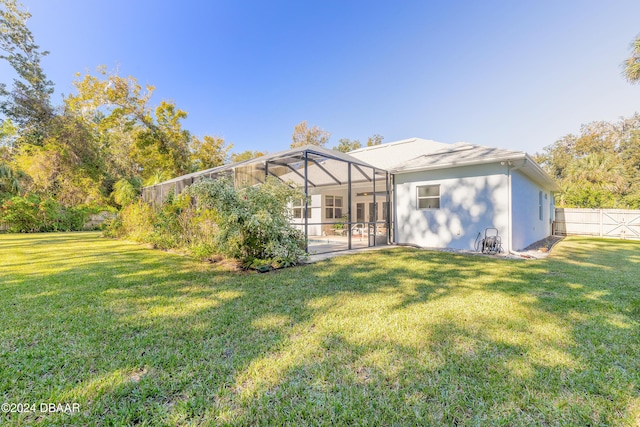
[106,176,308,268]
[105,193,218,256]
[0,194,93,232]
[186,176,307,267]
[104,201,155,240]
[0,195,39,232]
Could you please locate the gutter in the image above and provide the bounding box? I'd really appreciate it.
[389,154,525,174]
[393,155,559,192]
[507,162,513,254]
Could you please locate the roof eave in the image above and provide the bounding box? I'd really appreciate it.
[391,152,526,174]
[391,153,560,192]
[520,154,561,192]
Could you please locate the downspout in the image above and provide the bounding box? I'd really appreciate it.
[390,173,396,245]
[304,152,309,253]
[348,162,352,250]
[506,162,513,254]
[387,171,392,245]
[373,167,376,247]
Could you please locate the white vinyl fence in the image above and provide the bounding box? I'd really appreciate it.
[554,208,640,240]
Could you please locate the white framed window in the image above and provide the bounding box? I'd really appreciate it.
[325,195,343,219]
[417,185,440,209]
[369,202,378,222]
[356,203,365,222]
[292,199,311,219]
[539,191,543,221]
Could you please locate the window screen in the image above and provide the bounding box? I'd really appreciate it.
[417,185,440,209]
[539,191,543,221]
[292,199,311,219]
[325,195,343,219]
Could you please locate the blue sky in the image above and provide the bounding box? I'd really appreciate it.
[5,0,640,155]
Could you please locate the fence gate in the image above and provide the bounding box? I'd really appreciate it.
[554,208,640,240]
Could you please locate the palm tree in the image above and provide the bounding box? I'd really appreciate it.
[143,170,171,187]
[566,152,626,193]
[624,33,640,83]
[112,177,142,207]
[0,164,21,194]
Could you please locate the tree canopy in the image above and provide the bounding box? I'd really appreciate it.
[191,135,231,171]
[66,69,196,181]
[291,120,330,148]
[333,138,362,153]
[230,150,266,163]
[624,33,640,83]
[0,1,234,207]
[366,134,384,147]
[0,2,241,208]
[0,0,54,147]
[535,114,640,208]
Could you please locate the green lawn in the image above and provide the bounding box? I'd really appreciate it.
[0,232,639,426]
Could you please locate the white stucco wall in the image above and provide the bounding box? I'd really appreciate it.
[510,170,553,250]
[394,164,509,250]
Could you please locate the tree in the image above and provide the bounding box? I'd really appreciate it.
[67,68,193,181]
[230,150,266,163]
[333,138,361,153]
[0,0,54,147]
[191,135,232,171]
[0,118,16,150]
[13,112,105,205]
[566,152,624,190]
[132,100,192,178]
[66,68,149,180]
[624,33,640,83]
[291,120,330,148]
[559,152,625,208]
[366,134,384,147]
[536,114,640,208]
[0,118,16,163]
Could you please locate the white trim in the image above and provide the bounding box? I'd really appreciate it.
[507,164,513,253]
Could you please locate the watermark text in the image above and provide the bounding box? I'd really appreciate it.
[1,402,80,414]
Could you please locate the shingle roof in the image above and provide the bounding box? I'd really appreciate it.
[391,142,525,172]
[390,142,560,191]
[347,138,449,170]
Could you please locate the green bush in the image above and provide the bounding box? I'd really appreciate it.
[104,201,155,240]
[186,176,307,267]
[0,194,93,232]
[560,182,617,208]
[107,176,308,268]
[0,195,39,232]
[105,193,219,257]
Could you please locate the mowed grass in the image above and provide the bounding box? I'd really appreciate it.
[0,233,639,426]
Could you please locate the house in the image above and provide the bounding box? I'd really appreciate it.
[348,138,559,253]
[142,138,559,254]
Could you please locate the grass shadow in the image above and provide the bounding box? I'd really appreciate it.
[0,233,638,425]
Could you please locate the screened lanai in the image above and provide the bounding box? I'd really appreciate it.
[141,145,391,254]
